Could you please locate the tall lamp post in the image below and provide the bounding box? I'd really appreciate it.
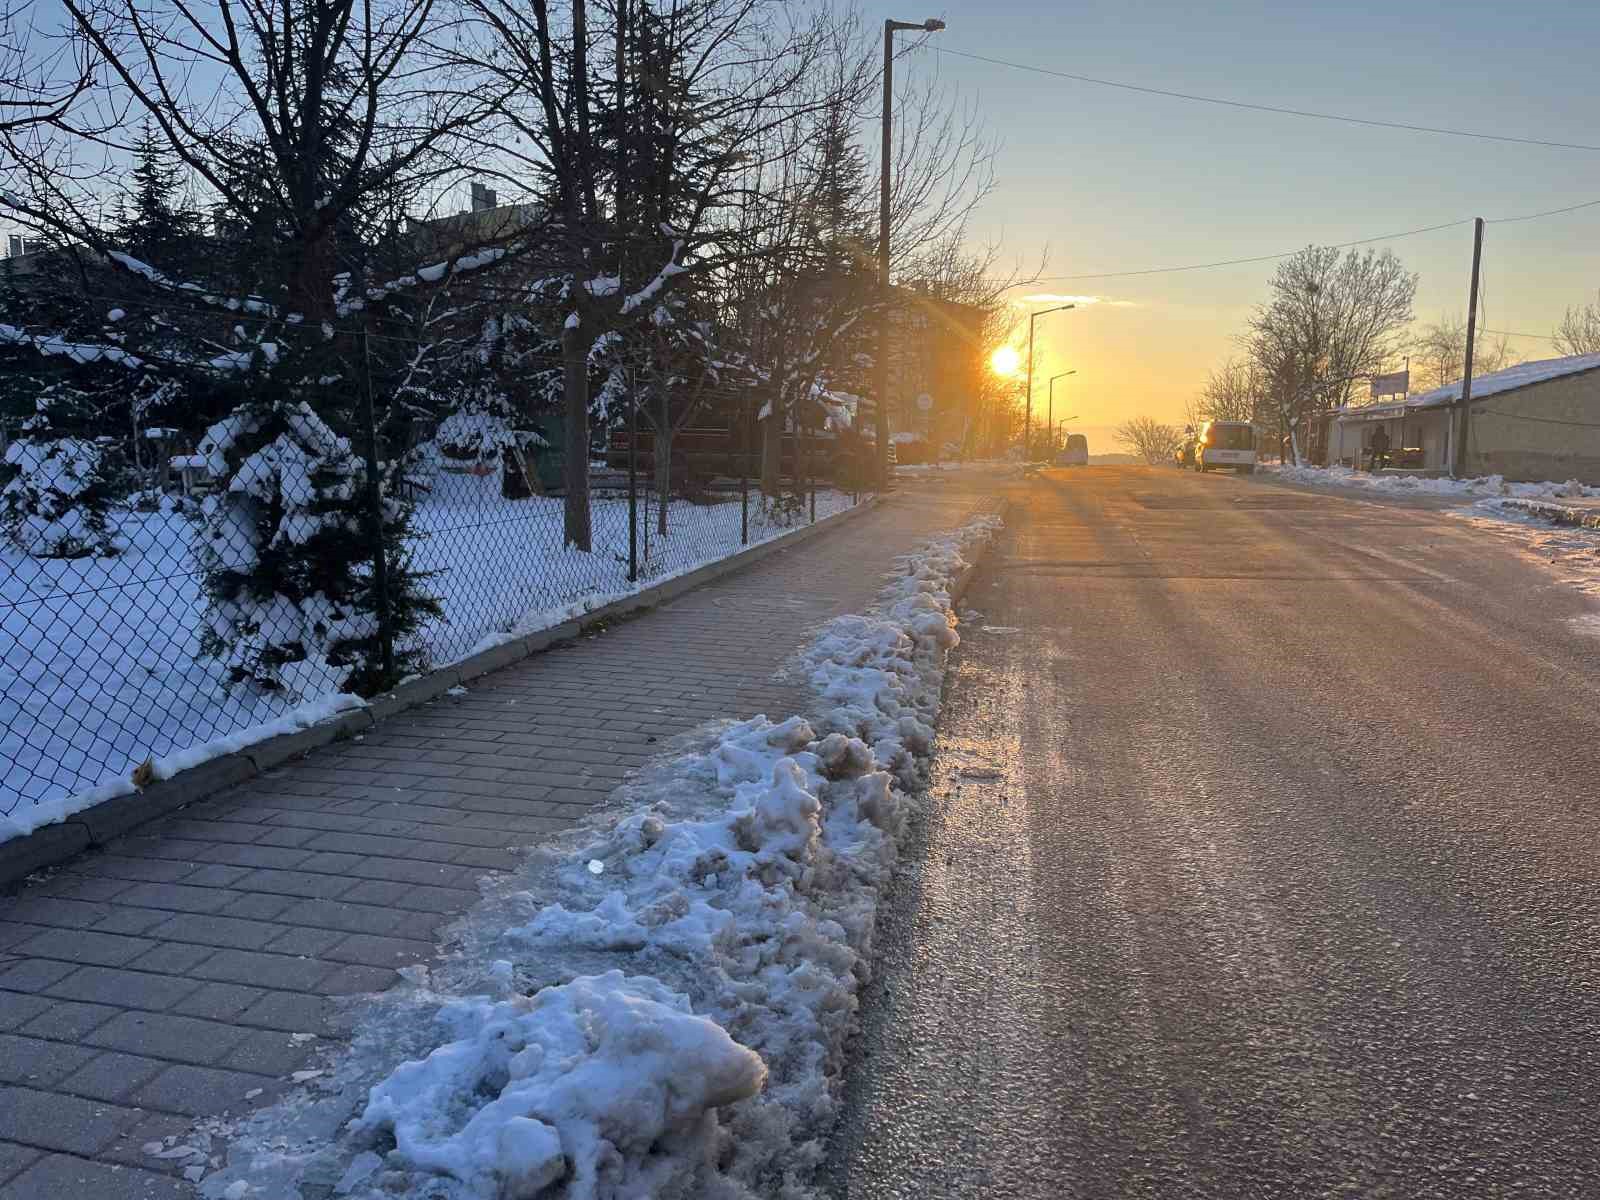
[1048,370,1076,450]
[876,16,946,488]
[1025,304,1074,460]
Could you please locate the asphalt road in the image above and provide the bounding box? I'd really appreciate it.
[830,464,1600,1200]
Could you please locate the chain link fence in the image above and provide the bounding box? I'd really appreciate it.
[0,412,868,826]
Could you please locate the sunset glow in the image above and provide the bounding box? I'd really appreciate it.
[990,345,1022,377]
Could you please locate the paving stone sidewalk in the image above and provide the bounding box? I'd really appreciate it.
[0,480,995,1199]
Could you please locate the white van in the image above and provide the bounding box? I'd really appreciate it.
[1195,420,1257,473]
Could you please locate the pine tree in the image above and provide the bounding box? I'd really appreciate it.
[195,366,440,701]
[113,123,204,268]
[0,381,126,558]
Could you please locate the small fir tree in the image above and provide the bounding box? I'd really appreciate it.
[195,378,440,701]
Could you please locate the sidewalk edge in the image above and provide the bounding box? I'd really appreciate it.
[1,496,882,888]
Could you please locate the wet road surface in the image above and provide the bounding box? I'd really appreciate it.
[831,465,1600,1199]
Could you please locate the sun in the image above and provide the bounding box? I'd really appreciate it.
[990,345,1022,378]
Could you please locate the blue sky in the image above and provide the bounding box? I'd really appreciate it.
[862,0,1600,434]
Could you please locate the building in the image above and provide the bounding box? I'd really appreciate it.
[883,290,986,457]
[1326,352,1600,480]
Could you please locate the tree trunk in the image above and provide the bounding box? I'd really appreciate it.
[656,422,668,534]
[288,226,336,321]
[760,396,782,497]
[657,387,671,538]
[562,321,592,550]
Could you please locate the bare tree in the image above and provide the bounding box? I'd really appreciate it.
[1413,313,1518,391]
[5,0,495,318]
[1247,246,1416,463]
[0,2,97,134]
[454,0,838,549]
[1412,314,1465,392]
[1554,292,1600,357]
[1116,416,1183,465]
[1473,331,1517,377]
[1194,358,1260,423]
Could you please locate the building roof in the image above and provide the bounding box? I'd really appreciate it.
[1335,352,1600,421]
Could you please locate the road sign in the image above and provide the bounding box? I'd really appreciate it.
[915,392,934,412]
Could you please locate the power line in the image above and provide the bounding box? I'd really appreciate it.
[928,45,1600,154]
[1482,328,1560,342]
[1015,219,1469,283]
[1009,197,1600,285]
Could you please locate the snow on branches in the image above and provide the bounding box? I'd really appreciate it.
[195,398,438,699]
[0,434,124,558]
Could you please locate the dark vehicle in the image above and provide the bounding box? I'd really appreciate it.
[1056,433,1089,466]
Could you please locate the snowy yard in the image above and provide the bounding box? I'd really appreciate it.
[0,468,857,828]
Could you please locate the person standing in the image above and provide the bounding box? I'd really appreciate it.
[1369,424,1391,472]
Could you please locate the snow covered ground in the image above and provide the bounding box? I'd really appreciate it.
[1264,462,1600,502]
[0,470,857,834]
[182,511,1002,1200]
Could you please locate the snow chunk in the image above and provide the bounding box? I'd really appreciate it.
[352,971,766,1199]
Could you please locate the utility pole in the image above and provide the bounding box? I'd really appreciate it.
[876,16,945,490]
[1453,217,1485,478]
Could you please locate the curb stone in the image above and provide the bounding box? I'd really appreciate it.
[0,496,882,888]
[949,501,1010,609]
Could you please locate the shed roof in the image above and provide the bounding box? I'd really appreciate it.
[1334,352,1600,422]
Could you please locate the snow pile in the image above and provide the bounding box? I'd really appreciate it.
[1266,462,1600,502]
[333,511,1002,1200]
[354,971,766,1200]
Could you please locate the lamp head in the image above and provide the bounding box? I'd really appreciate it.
[924,18,946,31]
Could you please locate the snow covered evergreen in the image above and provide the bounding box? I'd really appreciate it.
[195,389,439,699]
[1,427,123,558]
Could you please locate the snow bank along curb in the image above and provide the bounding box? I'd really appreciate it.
[0,496,881,888]
[1263,462,1600,503]
[1493,497,1600,530]
[194,507,1005,1200]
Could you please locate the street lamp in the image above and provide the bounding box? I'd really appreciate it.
[1048,370,1076,449]
[875,16,946,488]
[1025,304,1073,461]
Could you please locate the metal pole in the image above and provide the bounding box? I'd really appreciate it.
[875,20,894,493]
[627,368,638,581]
[1025,311,1035,461]
[357,306,394,686]
[740,397,749,545]
[1048,373,1054,453]
[1454,217,1485,478]
[809,418,817,523]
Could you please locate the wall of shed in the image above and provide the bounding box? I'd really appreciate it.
[1465,369,1600,483]
[1329,410,1449,470]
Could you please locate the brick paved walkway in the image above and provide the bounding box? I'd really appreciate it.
[0,480,995,1199]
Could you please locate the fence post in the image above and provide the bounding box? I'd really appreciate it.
[628,369,638,583]
[357,311,395,685]
[740,397,749,545]
[808,418,816,523]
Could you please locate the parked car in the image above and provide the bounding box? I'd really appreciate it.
[1055,433,1089,467]
[1190,420,1258,473]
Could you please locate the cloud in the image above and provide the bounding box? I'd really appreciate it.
[1018,293,1139,308]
